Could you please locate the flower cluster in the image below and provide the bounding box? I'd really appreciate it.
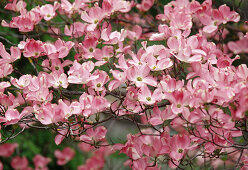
[0,0,248,169]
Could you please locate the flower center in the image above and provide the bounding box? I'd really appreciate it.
[146,97,151,101]
[137,77,142,81]
[94,19,98,24]
[89,47,94,53]
[96,83,101,88]
[178,148,183,153]
[177,104,181,108]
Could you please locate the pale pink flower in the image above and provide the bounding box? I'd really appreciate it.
[80,126,107,142]
[58,99,82,119]
[0,109,25,125]
[0,82,11,94]
[5,0,27,12]
[108,69,126,91]
[81,6,105,31]
[61,0,85,15]
[37,103,64,125]
[76,37,98,59]
[79,93,110,117]
[0,63,13,78]
[11,74,32,89]
[64,22,86,38]
[44,39,74,59]
[0,42,21,64]
[138,85,162,105]
[227,38,248,54]
[127,25,142,40]
[101,27,127,44]
[106,0,133,13]
[49,72,68,89]
[94,46,114,66]
[126,65,157,87]
[88,70,109,91]
[68,60,98,84]
[54,129,68,145]
[2,8,42,32]
[136,0,154,12]
[165,90,189,114]
[40,3,59,21]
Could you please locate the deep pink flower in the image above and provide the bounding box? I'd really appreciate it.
[0,143,18,157]
[54,147,75,165]
[149,105,176,126]
[33,154,51,170]
[23,39,44,58]
[0,161,2,170]
[11,156,29,170]
[169,134,192,161]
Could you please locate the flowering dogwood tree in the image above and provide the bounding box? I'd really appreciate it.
[0,0,248,169]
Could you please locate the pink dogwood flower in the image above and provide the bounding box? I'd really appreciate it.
[0,143,18,157]
[40,2,59,21]
[108,69,126,91]
[136,0,154,12]
[138,85,162,105]
[169,134,193,162]
[5,0,27,12]
[54,147,75,165]
[88,70,109,92]
[58,99,82,119]
[0,42,21,64]
[149,105,176,126]
[64,22,86,38]
[0,82,11,94]
[23,39,44,58]
[0,63,13,78]
[2,8,42,32]
[11,156,30,170]
[68,60,98,84]
[80,126,107,143]
[127,65,157,87]
[81,6,106,31]
[44,39,74,59]
[0,109,25,125]
[33,154,51,170]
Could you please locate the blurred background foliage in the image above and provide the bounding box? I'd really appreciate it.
[0,0,247,169]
